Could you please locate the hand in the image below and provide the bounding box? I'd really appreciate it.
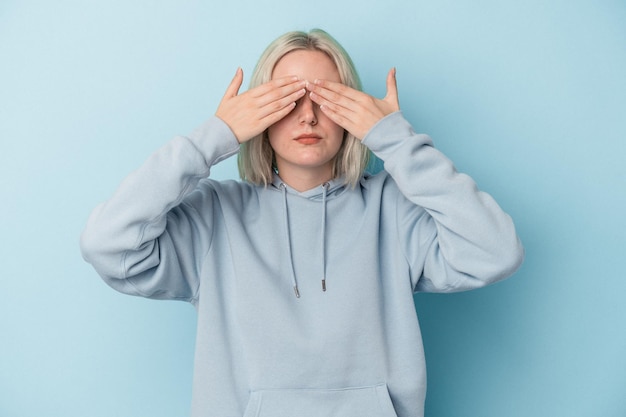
[306,68,400,140]
[215,68,307,143]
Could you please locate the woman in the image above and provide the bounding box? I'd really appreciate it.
[81,29,523,417]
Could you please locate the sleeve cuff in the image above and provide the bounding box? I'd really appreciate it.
[187,116,240,166]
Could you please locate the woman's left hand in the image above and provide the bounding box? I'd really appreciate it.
[306,68,400,140]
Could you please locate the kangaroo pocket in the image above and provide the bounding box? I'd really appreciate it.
[243,383,398,417]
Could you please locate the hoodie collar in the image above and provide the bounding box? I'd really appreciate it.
[270,173,346,200]
[271,173,344,298]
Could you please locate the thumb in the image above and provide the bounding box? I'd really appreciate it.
[224,67,244,98]
[384,67,399,109]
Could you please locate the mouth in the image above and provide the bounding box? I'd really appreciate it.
[294,133,322,145]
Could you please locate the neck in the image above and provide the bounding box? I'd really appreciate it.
[276,166,334,192]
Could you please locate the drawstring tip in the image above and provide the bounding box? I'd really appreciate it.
[322,279,326,292]
[293,286,300,298]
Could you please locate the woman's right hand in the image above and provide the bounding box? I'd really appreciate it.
[215,68,307,143]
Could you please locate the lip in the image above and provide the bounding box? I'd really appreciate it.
[294,133,322,145]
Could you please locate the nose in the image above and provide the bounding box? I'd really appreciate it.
[297,93,317,126]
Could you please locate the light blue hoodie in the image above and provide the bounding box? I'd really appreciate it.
[80,111,523,417]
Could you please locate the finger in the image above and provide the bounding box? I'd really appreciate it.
[310,91,361,134]
[224,67,244,98]
[309,79,356,95]
[308,79,362,103]
[254,79,307,108]
[259,101,298,126]
[250,76,303,99]
[318,102,367,139]
[309,89,359,122]
[257,87,306,119]
[318,101,351,127]
[307,81,360,113]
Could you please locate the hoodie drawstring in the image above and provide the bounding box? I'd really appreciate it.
[280,181,330,298]
[321,182,328,292]
[280,184,300,298]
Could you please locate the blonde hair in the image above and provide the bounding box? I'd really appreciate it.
[237,29,370,187]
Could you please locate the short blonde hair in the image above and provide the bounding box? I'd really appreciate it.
[237,29,370,187]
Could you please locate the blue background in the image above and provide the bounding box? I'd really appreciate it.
[1,1,625,416]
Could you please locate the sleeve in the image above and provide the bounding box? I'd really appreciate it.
[362,111,524,293]
[79,116,240,301]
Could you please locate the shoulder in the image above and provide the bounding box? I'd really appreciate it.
[359,170,400,196]
[359,170,427,219]
[183,178,261,211]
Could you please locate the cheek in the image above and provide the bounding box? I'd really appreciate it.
[320,116,345,143]
[267,118,289,144]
